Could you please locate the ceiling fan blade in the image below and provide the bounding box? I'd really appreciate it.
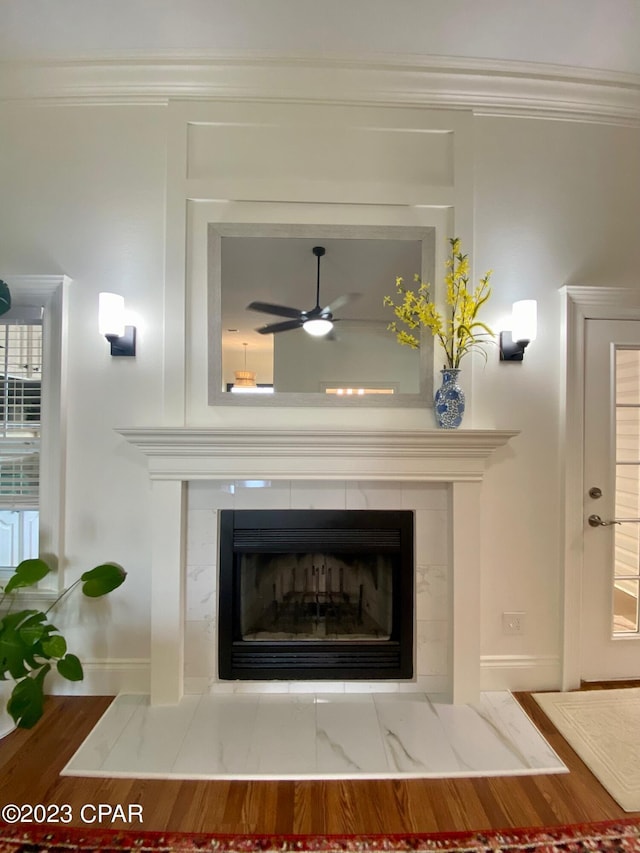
[256,318,304,335]
[247,302,303,317]
[322,292,361,315]
[247,300,303,320]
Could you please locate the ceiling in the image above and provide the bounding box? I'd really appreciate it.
[1,0,638,76]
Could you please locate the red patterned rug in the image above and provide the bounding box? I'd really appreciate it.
[2,819,640,852]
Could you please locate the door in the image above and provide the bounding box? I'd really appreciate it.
[582,319,640,681]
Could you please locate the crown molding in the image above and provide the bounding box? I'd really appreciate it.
[563,285,640,312]
[1,52,639,125]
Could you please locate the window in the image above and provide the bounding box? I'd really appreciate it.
[0,313,43,570]
[0,277,68,586]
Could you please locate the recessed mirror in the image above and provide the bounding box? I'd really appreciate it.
[208,224,435,406]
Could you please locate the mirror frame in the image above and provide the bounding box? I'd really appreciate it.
[208,223,435,407]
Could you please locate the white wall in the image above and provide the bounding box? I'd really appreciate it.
[2,1,639,76]
[473,117,640,686]
[1,96,639,693]
[0,104,167,677]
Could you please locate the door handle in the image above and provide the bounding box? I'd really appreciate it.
[588,514,640,527]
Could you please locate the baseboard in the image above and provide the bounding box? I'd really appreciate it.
[47,659,150,696]
[41,656,559,698]
[481,655,561,692]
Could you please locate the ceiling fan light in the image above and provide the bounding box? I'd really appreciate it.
[303,318,333,337]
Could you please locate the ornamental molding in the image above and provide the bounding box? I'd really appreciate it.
[562,286,640,313]
[1,53,639,125]
[118,427,518,482]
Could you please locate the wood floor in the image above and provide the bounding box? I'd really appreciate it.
[0,692,638,835]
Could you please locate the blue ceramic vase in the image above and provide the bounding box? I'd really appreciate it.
[434,368,465,429]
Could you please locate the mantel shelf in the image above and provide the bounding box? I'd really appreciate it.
[118,427,518,483]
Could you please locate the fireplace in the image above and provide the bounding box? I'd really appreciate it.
[119,427,518,704]
[218,509,414,680]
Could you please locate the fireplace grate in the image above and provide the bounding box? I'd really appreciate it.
[231,643,402,673]
[232,528,401,551]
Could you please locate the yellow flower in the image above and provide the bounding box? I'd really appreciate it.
[383,237,494,368]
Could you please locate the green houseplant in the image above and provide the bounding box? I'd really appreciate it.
[0,558,126,729]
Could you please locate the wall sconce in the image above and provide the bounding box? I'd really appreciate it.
[499,299,537,362]
[99,292,136,357]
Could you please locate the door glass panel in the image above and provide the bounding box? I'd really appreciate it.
[616,408,640,463]
[617,351,640,404]
[614,579,639,634]
[614,348,640,635]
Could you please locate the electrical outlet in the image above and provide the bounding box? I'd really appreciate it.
[502,611,525,635]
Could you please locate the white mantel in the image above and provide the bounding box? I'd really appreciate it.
[120,428,518,706]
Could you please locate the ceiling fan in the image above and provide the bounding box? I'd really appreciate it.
[247,246,359,337]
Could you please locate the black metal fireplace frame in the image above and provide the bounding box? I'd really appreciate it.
[218,509,414,680]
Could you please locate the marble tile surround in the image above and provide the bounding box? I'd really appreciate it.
[185,479,451,695]
[62,691,567,781]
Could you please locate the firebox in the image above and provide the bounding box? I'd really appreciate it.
[218,509,414,680]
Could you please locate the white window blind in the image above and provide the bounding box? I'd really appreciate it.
[0,312,43,509]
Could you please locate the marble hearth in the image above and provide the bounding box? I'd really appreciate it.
[120,428,517,706]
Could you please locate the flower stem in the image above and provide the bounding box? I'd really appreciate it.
[45,578,83,615]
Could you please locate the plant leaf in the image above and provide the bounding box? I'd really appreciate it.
[80,563,126,597]
[57,653,83,681]
[0,280,11,317]
[4,559,51,593]
[17,612,47,646]
[41,634,67,659]
[470,321,495,337]
[7,664,50,728]
[1,610,38,631]
[0,611,41,679]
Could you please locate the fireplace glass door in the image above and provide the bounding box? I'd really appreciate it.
[239,552,393,642]
[218,509,414,680]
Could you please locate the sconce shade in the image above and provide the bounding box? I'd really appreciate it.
[99,291,136,356]
[511,299,537,343]
[499,299,537,362]
[99,292,126,338]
